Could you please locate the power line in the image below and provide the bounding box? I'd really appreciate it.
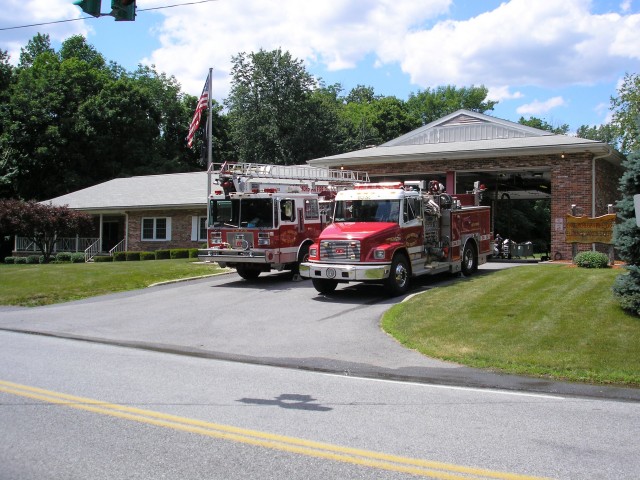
[0,0,219,32]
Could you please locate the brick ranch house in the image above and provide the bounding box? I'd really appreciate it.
[16,109,623,261]
[15,171,209,259]
[308,109,624,261]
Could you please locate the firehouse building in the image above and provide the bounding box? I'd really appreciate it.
[307,109,624,261]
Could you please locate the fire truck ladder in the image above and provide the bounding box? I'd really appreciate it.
[211,162,370,185]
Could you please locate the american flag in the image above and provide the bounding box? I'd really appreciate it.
[186,73,210,148]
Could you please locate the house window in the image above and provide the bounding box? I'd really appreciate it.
[142,217,171,241]
[199,217,207,241]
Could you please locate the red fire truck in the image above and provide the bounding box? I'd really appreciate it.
[299,180,492,295]
[198,162,370,279]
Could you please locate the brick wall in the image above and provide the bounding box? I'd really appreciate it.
[341,153,622,261]
[126,208,207,252]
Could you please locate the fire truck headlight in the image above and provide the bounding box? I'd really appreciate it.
[258,233,270,246]
[309,247,318,258]
[373,249,386,260]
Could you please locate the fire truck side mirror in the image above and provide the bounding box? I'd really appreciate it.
[280,199,296,222]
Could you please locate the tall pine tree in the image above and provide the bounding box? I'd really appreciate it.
[612,125,640,315]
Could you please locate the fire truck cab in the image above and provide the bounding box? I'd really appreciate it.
[198,162,369,280]
[299,181,492,295]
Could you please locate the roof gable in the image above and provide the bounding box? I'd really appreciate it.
[383,109,553,147]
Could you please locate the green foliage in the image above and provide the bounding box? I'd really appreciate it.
[518,116,569,134]
[15,257,26,264]
[55,252,72,263]
[406,85,497,126]
[155,249,170,260]
[125,251,141,261]
[610,73,640,154]
[70,253,85,263]
[4,256,15,264]
[0,199,93,263]
[140,251,156,261]
[26,255,39,264]
[574,251,610,268]
[93,255,113,262]
[613,266,640,316]
[188,248,199,258]
[226,48,340,164]
[576,123,621,150]
[613,144,640,315]
[170,248,189,259]
[113,251,126,261]
[1,35,204,202]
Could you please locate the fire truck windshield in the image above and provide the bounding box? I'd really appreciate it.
[333,199,400,223]
[210,198,274,228]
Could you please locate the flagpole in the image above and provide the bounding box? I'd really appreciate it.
[206,67,213,198]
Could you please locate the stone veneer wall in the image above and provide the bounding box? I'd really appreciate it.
[340,152,622,261]
[126,208,207,252]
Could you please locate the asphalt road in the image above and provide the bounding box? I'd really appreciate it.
[0,263,638,402]
[2,330,639,480]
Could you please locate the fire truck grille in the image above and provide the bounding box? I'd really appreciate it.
[319,240,360,261]
[227,233,254,250]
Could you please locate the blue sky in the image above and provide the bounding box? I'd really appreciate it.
[1,0,639,133]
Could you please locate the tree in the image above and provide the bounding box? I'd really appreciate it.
[226,48,335,164]
[406,85,497,126]
[0,199,94,263]
[610,72,640,154]
[576,123,620,149]
[612,136,640,316]
[518,116,569,135]
[18,33,54,69]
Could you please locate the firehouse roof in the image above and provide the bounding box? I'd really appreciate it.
[307,109,622,168]
[45,171,207,212]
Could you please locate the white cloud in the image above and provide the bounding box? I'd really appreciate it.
[487,86,524,102]
[398,0,640,89]
[516,96,566,115]
[0,0,88,65]
[142,0,452,97]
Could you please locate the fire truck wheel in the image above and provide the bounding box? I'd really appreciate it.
[461,242,478,275]
[236,265,261,280]
[312,278,338,294]
[385,254,410,296]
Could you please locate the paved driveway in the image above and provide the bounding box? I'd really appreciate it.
[1,265,637,401]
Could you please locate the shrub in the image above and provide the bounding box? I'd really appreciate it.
[155,249,170,260]
[55,252,72,263]
[170,248,189,259]
[113,251,127,262]
[93,255,113,262]
[613,266,640,316]
[4,256,15,264]
[125,251,141,261]
[15,257,27,264]
[189,248,199,259]
[140,251,156,261]
[71,253,85,263]
[26,255,40,264]
[574,251,610,268]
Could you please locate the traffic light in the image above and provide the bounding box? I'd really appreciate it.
[74,0,102,18]
[110,0,136,21]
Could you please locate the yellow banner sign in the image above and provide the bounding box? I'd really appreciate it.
[565,214,616,244]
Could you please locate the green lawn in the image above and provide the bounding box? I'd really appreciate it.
[0,259,225,307]
[382,264,640,387]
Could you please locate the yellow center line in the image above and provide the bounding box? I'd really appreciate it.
[0,380,552,480]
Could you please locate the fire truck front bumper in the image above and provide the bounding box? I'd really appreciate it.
[299,262,391,282]
[198,248,270,267]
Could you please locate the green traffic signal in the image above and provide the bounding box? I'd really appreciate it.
[74,0,101,17]
[111,0,136,21]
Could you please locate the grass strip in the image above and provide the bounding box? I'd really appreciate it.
[382,264,640,386]
[0,259,224,307]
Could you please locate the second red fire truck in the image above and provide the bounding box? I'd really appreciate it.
[198,162,370,279]
[299,180,492,296]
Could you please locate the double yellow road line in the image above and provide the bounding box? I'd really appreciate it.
[0,379,551,479]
